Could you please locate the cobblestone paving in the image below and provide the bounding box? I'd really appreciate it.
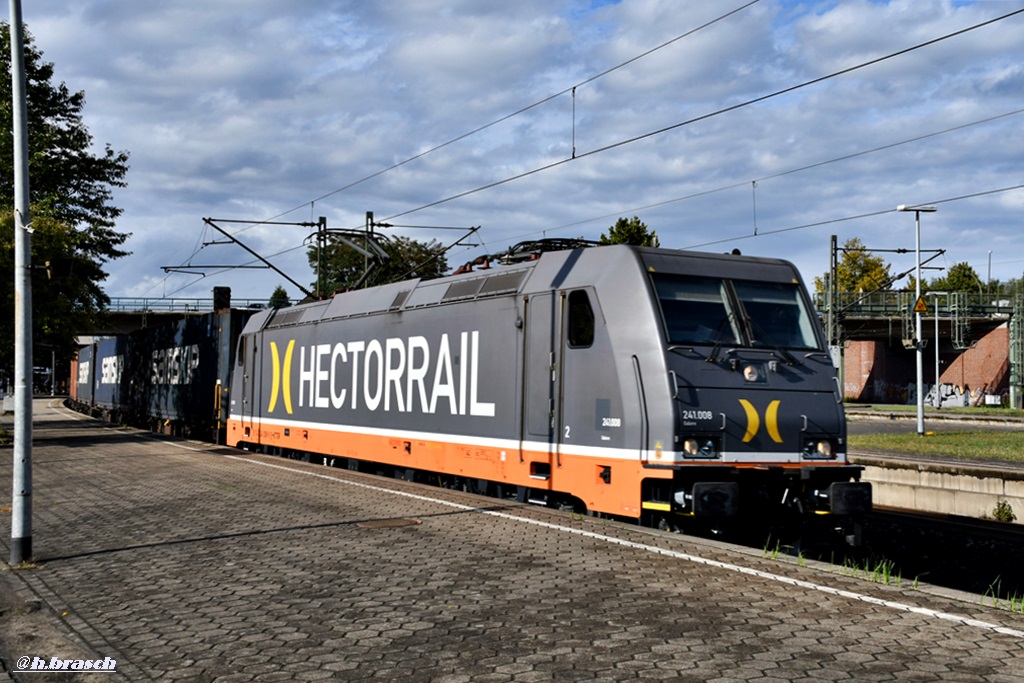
[2,399,1024,681]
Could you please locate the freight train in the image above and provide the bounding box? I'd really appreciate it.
[72,243,871,539]
[71,308,250,434]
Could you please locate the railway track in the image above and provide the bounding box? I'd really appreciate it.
[854,506,1024,597]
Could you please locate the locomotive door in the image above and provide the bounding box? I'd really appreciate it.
[239,330,260,440]
[522,292,561,479]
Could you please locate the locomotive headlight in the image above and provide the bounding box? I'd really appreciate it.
[743,364,760,382]
[802,439,835,460]
[683,437,719,459]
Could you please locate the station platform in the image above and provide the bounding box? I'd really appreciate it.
[2,398,1024,682]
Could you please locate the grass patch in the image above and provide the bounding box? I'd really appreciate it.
[983,578,1024,615]
[850,430,1024,462]
[840,557,904,586]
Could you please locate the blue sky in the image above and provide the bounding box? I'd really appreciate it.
[21,0,1024,301]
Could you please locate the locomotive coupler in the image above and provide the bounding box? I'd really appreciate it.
[673,482,739,516]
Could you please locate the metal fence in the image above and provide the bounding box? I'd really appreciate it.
[106,297,290,312]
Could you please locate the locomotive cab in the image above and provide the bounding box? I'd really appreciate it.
[633,249,870,532]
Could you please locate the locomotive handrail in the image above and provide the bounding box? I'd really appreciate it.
[667,345,698,354]
[723,346,800,365]
[632,356,649,461]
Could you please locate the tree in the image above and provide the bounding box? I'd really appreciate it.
[927,262,982,294]
[599,216,660,247]
[268,285,291,309]
[309,234,449,294]
[1,24,131,375]
[813,237,892,294]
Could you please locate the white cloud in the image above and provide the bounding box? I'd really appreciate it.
[20,0,1024,300]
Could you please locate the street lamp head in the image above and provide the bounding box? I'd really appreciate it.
[897,205,938,213]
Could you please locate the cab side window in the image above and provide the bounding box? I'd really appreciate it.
[567,290,595,348]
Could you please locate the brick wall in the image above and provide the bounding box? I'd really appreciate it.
[841,324,1009,404]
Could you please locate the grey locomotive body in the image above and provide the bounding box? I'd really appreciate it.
[227,244,869,529]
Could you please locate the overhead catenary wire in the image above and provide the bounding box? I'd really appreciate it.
[287,0,764,217]
[159,181,1024,300]
[381,6,1024,224]
[154,1,764,294]
[213,0,763,243]
[167,100,1024,300]
[159,97,1024,298]
[158,6,1024,296]
[521,105,1024,242]
[682,183,1024,251]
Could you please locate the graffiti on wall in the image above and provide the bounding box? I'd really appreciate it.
[906,383,1003,408]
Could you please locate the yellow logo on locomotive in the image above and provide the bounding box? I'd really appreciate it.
[268,340,295,414]
[738,399,783,443]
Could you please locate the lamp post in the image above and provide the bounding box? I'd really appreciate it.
[898,204,938,437]
[9,0,33,565]
[930,291,946,411]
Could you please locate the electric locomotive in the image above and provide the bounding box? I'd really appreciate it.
[226,243,870,532]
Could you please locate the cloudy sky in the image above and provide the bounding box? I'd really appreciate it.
[21,0,1024,303]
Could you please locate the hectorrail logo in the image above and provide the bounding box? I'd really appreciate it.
[268,340,295,414]
[265,331,495,417]
[738,399,783,443]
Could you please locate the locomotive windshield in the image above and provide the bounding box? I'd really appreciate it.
[652,274,820,350]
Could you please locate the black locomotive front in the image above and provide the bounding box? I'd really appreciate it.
[642,254,870,532]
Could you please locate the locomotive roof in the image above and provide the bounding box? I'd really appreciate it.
[249,245,802,331]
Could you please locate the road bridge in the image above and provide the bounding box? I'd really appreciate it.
[815,290,1024,408]
[90,297,283,335]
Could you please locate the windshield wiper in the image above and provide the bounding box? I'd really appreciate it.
[706,316,737,364]
[744,316,800,366]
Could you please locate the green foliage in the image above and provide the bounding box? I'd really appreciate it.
[1,214,116,367]
[0,24,131,376]
[992,500,1017,523]
[599,216,660,247]
[814,237,892,294]
[309,234,449,294]
[928,262,982,293]
[0,25,130,232]
[268,285,291,309]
